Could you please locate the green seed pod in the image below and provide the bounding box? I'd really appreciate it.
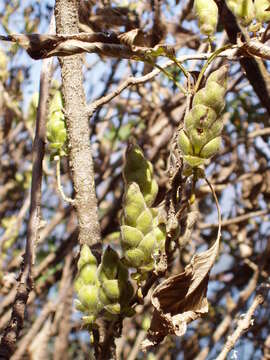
[99,247,119,280]
[123,182,146,226]
[192,81,226,115]
[183,155,207,167]
[123,145,158,206]
[74,299,86,313]
[104,303,121,315]
[206,65,228,88]
[79,264,99,285]
[226,0,254,25]
[98,286,111,306]
[153,223,166,250]
[74,277,84,294]
[121,225,144,250]
[49,91,63,114]
[124,248,146,268]
[185,105,217,133]
[178,129,194,156]
[200,136,222,158]
[101,280,121,301]
[77,284,100,313]
[254,0,270,23]
[194,0,218,36]
[82,315,96,325]
[135,208,153,234]
[78,244,97,270]
[46,112,67,154]
[137,232,156,261]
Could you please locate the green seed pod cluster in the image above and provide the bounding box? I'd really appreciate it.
[123,145,158,207]
[121,145,166,272]
[46,91,67,156]
[226,0,254,25]
[74,245,133,325]
[254,0,270,23]
[194,0,218,36]
[178,65,228,168]
[74,244,102,325]
[121,182,165,272]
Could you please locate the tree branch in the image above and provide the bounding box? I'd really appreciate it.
[54,0,101,246]
[0,17,54,359]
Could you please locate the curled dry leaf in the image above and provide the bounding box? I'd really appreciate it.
[142,232,220,349]
[0,32,175,61]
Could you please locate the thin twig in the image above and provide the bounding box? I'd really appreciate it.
[0,16,55,359]
[87,49,239,116]
[216,292,267,360]
[199,208,270,230]
[55,156,75,204]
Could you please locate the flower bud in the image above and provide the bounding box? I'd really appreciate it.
[98,247,119,280]
[254,0,270,23]
[194,0,218,36]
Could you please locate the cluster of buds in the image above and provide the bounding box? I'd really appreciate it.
[226,0,270,25]
[178,65,228,168]
[121,145,166,272]
[46,91,67,157]
[74,245,133,325]
[194,0,218,36]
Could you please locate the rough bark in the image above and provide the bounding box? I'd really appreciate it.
[54,0,101,246]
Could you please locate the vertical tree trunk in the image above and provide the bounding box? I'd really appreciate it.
[54,0,101,247]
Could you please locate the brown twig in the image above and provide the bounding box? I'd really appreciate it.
[0,17,55,359]
[216,291,267,360]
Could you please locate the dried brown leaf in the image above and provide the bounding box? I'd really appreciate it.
[0,32,173,61]
[118,28,148,47]
[142,233,220,349]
